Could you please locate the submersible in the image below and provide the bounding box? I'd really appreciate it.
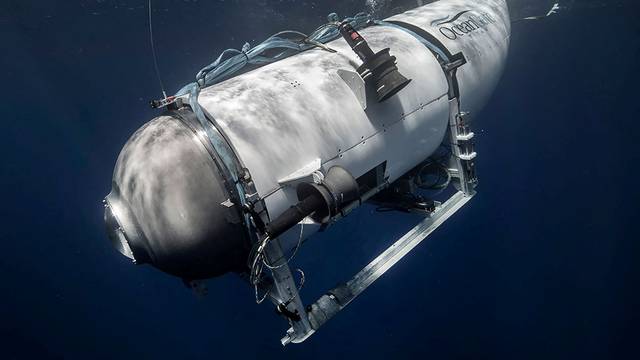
[104,0,510,344]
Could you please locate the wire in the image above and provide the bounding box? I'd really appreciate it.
[250,222,307,303]
[148,0,167,99]
[249,235,270,286]
[295,268,305,291]
[415,161,451,191]
[280,269,306,306]
[250,235,271,304]
[255,282,271,304]
[262,222,305,270]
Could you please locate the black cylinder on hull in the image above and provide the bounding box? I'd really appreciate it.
[265,166,359,239]
[338,21,412,102]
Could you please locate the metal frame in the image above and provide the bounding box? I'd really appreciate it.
[268,100,477,347]
[296,190,473,344]
[260,28,479,346]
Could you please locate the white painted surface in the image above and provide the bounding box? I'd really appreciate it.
[196,0,510,246]
[388,0,511,114]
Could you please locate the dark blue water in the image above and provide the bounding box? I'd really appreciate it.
[1,1,638,359]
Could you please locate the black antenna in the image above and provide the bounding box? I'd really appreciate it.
[148,0,167,99]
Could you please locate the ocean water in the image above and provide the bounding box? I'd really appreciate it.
[1,0,638,359]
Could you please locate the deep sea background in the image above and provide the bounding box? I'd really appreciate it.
[1,0,639,359]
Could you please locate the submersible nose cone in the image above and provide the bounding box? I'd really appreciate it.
[104,114,250,279]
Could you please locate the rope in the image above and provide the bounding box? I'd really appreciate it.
[148,0,167,99]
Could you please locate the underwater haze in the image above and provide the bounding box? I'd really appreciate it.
[1,0,639,359]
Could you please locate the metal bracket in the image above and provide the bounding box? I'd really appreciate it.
[442,52,476,196]
[277,158,324,187]
[447,105,477,195]
[337,69,367,110]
